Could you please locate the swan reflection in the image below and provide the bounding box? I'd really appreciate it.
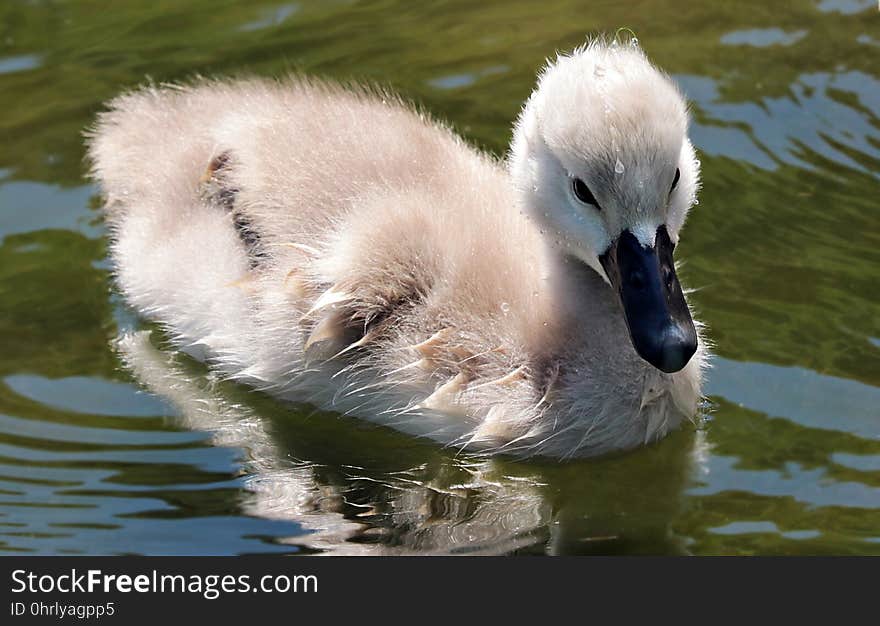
[118,330,706,555]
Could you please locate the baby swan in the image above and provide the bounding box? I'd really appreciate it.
[87,39,708,459]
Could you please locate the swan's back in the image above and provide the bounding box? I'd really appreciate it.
[92,80,469,227]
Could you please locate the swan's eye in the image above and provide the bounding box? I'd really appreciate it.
[572,177,599,208]
[670,168,680,194]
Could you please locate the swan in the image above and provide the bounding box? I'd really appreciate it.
[87,38,708,459]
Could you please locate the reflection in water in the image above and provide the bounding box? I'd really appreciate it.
[680,71,880,173]
[816,0,875,15]
[117,331,702,555]
[239,4,300,32]
[720,29,807,48]
[0,54,42,75]
[0,183,99,241]
[707,357,880,439]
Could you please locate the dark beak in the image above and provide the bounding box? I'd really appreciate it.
[599,225,697,373]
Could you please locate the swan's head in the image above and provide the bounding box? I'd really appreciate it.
[510,40,700,374]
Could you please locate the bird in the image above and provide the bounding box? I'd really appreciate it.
[86,38,708,460]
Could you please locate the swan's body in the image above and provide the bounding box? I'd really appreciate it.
[88,40,707,459]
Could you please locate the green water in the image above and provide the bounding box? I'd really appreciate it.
[0,0,878,555]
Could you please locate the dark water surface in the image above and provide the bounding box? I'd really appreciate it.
[0,0,878,555]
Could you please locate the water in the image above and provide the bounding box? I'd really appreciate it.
[1,0,878,555]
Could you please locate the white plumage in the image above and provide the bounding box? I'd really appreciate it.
[87,39,708,459]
